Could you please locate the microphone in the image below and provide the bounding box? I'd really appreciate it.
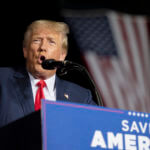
[42,59,65,70]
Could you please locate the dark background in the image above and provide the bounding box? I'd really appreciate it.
[0,1,149,67]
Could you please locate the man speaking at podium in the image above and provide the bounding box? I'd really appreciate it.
[0,20,96,128]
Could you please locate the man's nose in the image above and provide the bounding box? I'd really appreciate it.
[39,41,47,51]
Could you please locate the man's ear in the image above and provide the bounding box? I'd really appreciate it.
[23,48,27,58]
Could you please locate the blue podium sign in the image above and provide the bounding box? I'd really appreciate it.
[41,100,150,150]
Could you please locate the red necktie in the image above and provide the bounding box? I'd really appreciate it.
[35,80,46,111]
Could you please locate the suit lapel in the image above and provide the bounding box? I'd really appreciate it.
[56,76,70,102]
[13,67,34,115]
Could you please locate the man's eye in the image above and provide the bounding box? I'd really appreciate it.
[33,39,41,43]
[49,40,55,44]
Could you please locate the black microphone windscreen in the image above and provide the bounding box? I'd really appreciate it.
[42,59,64,70]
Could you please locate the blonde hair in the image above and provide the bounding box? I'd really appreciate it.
[23,20,70,53]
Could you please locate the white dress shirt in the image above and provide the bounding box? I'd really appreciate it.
[28,72,56,103]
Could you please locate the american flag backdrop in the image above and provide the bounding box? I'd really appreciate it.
[63,10,150,113]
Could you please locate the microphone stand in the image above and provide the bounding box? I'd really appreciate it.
[57,60,103,106]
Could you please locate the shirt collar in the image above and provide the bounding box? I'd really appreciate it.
[28,72,56,92]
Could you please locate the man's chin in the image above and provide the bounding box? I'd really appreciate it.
[34,66,56,79]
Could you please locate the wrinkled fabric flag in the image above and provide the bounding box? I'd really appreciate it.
[63,10,150,113]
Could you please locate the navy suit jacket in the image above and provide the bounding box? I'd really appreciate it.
[0,67,95,127]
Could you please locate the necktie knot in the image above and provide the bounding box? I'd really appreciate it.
[36,80,46,88]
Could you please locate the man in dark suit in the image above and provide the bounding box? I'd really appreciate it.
[0,20,96,128]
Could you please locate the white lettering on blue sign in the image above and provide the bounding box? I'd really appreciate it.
[90,130,106,148]
[122,120,150,134]
[90,130,150,149]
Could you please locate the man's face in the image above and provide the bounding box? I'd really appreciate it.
[23,26,66,79]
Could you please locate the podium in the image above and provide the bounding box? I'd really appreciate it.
[0,110,42,150]
[0,100,149,150]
